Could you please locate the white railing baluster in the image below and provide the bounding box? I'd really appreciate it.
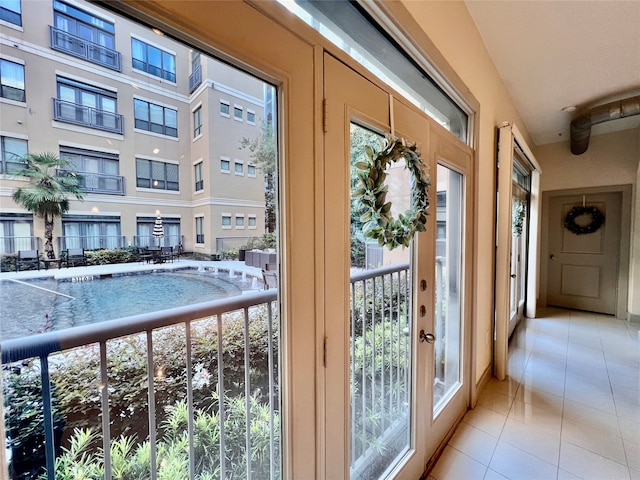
[185,322,195,480]
[216,313,226,478]
[100,341,111,479]
[243,307,253,480]
[146,331,157,480]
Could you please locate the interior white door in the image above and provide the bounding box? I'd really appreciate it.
[547,192,621,315]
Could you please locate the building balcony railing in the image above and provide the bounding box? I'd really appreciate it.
[133,234,185,249]
[57,235,126,252]
[0,236,41,255]
[57,169,125,195]
[49,26,122,71]
[189,64,202,93]
[53,98,124,134]
[1,290,281,479]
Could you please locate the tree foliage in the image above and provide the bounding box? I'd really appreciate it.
[12,153,84,259]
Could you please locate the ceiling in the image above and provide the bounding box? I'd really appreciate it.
[465,0,640,147]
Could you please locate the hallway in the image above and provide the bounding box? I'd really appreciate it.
[429,309,640,480]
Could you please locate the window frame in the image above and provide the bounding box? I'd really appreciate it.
[220,157,230,174]
[131,37,176,82]
[0,58,25,102]
[195,215,204,244]
[193,105,202,138]
[219,99,230,117]
[135,157,179,191]
[221,214,232,229]
[134,98,178,137]
[0,135,27,174]
[194,161,203,191]
[234,160,244,176]
[0,0,22,27]
[233,104,243,122]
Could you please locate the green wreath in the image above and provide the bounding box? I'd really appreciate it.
[353,135,431,250]
[564,206,605,235]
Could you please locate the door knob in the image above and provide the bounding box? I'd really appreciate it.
[549,254,555,260]
[419,330,435,343]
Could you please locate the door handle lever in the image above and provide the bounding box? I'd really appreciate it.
[419,330,435,344]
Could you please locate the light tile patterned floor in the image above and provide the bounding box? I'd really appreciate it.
[428,308,640,480]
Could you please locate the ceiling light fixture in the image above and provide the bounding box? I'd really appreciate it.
[152,28,164,36]
[562,106,576,113]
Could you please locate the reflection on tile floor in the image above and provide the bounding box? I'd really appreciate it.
[428,308,640,480]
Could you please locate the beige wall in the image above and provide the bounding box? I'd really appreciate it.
[401,0,534,383]
[535,128,640,318]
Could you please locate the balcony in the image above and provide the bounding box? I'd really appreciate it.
[53,98,124,134]
[1,264,411,478]
[49,26,122,71]
[58,235,126,251]
[0,236,41,255]
[58,169,125,195]
[133,234,185,249]
[189,64,202,93]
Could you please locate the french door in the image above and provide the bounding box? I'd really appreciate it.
[323,54,471,479]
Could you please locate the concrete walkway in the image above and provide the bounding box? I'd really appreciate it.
[0,259,264,281]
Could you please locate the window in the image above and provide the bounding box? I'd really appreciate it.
[62,215,121,250]
[220,158,230,173]
[55,77,122,133]
[136,158,179,191]
[0,0,21,26]
[189,51,202,93]
[195,216,204,243]
[0,213,33,254]
[219,100,230,117]
[134,99,177,137]
[248,216,257,228]
[131,37,176,82]
[234,161,243,175]
[193,106,202,138]
[247,164,256,177]
[233,105,243,121]
[235,215,245,228]
[52,1,120,70]
[1,136,27,174]
[137,216,180,248]
[0,59,25,102]
[247,109,256,125]
[221,215,231,229]
[59,147,123,194]
[194,162,203,191]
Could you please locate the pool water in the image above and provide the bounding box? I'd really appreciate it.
[0,269,259,341]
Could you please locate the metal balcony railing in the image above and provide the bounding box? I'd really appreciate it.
[189,64,202,93]
[53,98,124,134]
[57,169,125,195]
[0,236,41,255]
[133,234,184,249]
[2,290,280,480]
[49,26,122,71]
[58,235,126,251]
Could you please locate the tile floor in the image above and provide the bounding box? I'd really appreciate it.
[428,308,640,480]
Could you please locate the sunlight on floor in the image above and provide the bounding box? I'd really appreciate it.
[428,308,640,480]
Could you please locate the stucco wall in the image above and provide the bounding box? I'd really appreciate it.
[401,1,535,384]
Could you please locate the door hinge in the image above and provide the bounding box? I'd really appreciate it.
[323,336,327,367]
[322,98,328,133]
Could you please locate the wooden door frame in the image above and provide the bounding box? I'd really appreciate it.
[540,184,632,319]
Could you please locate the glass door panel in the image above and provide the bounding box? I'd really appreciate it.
[349,124,412,478]
[433,164,463,412]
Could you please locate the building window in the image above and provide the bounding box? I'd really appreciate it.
[137,216,180,248]
[233,105,243,121]
[220,100,230,117]
[221,215,231,229]
[51,1,120,70]
[194,162,203,191]
[0,58,25,102]
[189,51,202,93]
[247,109,256,125]
[134,98,177,137]
[220,158,230,173]
[193,106,202,138]
[0,213,33,254]
[195,216,204,243]
[247,164,256,177]
[248,216,257,229]
[55,77,122,133]
[235,215,245,229]
[62,215,121,250]
[1,136,27,174]
[136,158,179,191]
[59,147,123,195]
[234,161,243,175]
[0,0,21,26]
[131,37,176,82]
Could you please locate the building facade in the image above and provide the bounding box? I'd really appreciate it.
[0,0,267,256]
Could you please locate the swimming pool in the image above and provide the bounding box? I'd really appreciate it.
[0,268,260,341]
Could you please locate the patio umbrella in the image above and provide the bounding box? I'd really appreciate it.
[153,214,164,248]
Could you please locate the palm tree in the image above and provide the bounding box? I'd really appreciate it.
[12,153,85,259]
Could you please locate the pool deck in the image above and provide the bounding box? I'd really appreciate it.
[0,259,264,281]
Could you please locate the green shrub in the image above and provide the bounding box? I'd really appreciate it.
[4,305,279,478]
[85,248,137,266]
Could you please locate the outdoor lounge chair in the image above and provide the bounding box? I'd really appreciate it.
[64,248,87,267]
[160,246,175,263]
[261,268,278,290]
[15,249,40,271]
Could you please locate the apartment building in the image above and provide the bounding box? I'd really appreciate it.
[0,0,267,256]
